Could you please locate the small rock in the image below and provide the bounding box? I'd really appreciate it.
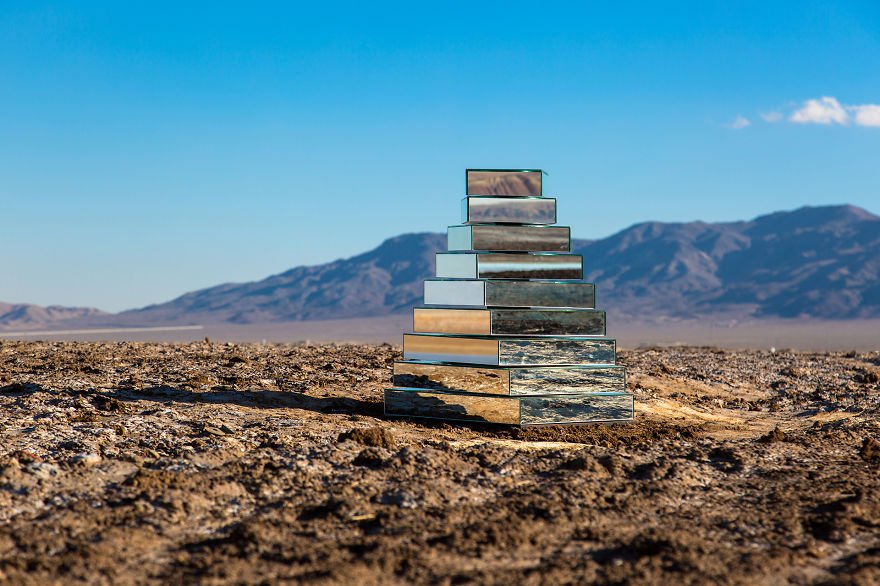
[353,448,386,468]
[92,395,127,413]
[338,427,397,449]
[25,462,60,480]
[758,427,789,443]
[859,437,880,462]
[71,453,102,467]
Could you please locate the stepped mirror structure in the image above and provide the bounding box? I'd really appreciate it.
[384,169,634,426]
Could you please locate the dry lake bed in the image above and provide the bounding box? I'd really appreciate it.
[0,341,878,584]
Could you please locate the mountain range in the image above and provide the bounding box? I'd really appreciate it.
[2,204,878,331]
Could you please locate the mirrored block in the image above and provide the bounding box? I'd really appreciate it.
[466,169,542,196]
[393,361,626,396]
[423,279,595,309]
[402,333,617,366]
[448,224,570,252]
[403,334,617,366]
[462,196,556,225]
[413,307,605,336]
[436,252,582,279]
[384,388,634,425]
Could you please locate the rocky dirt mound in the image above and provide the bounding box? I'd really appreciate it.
[0,341,878,584]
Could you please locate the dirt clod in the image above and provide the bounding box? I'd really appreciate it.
[860,437,880,462]
[338,426,397,449]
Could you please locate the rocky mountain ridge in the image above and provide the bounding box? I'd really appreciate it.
[3,204,878,330]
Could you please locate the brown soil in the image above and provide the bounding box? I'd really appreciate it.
[0,341,878,585]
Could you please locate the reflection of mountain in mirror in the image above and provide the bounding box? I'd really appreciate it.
[466,169,542,196]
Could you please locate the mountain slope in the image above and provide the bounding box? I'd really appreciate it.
[573,204,880,319]
[5,204,878,330]
[0,303,108,330]
[119,233,446,324]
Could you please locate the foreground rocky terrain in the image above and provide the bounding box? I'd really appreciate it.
[0,341,878,584]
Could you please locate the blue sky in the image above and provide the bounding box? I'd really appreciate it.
[2,1,879,311]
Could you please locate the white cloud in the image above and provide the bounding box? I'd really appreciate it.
[725,115,751,129]
[851,104,880,127]
[761,111,783,123]
[790,96,849,125]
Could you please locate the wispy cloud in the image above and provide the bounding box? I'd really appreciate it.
[787,96,880,127]
[851,104,880,127]
[725,115,751,129]
[790,96,849,125]
[728,97,879,129]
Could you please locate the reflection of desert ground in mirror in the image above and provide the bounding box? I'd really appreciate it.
[464,225,570,251]
[1,340,877,583]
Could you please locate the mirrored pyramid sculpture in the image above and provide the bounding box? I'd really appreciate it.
[384,168,633,426]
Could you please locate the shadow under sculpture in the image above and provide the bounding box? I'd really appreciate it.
[384,168,633,426]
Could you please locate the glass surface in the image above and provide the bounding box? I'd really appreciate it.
[435,252,582,280]
[423,279,487,306]
[466,169,542,196]
[484,280,594,308]
[413,307,605,336]
[491,308,605,336]
[384,388,520,424]
[423,279,595,309]
[462,196,556,225]
[393,362,510,395]
[413,308,491,335]
[509,365,625,395]
[384,388,634,425]
[402,333,617,366]
[497,337,617,366]
[519,393,634,425]
[393,361,626,396]
[447,225,570,252]
[478,253,582,279]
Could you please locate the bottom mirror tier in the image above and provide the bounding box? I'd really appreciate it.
[384,388,634,426]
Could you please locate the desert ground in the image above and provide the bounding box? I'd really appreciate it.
[0,340,878,584]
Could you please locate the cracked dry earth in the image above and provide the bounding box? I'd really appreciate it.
[0,341,878,585]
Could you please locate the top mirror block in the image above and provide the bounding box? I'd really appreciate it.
[466,169,542,197]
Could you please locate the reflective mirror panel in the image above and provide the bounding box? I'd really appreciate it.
[509,365,625,395]
[393,361,626,396]
[462,197,556,225]
[402,333,617,366]
[466,169,542,196]
[424,279,487,306]
[413,308,491,335]
[478,253,582,279]
[435,253,582,280]
[484,280,594,308]
[384,388,634,425]
[413,307,605,336]
[492,308,605,336]
[497,337,617,365]
[519,393,634,425]
[447,225,570,252]
[423,279,595,309]
[384,388,520,424]
[402,333,500,365]
[393,362,511,395]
